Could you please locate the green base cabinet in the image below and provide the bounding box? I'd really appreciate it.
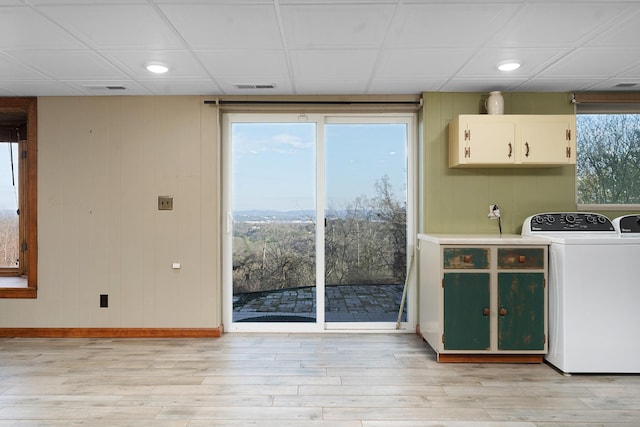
[443,272,490,350]
[418,235,549,361]
[498,272,545,350]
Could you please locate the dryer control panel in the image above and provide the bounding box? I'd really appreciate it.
[527,212,614,232]
[614,215,640,234]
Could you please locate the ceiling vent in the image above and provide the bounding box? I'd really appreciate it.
[614,83,637,88]
[233,83,276,89]
[83,85,127,90]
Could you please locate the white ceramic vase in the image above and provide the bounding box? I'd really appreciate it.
[485,91,504,115]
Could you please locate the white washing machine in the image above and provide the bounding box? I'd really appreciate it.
[522,212,640,374]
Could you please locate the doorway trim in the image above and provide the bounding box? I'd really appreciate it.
[221,112,417,333]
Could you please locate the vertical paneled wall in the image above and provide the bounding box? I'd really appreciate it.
[0,96,220,328]
[421,92,576,235]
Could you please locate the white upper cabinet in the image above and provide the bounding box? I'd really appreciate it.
[449,115,576,168]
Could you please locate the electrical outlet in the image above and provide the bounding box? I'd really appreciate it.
[100,294,108,308]
[488,204,501,219]
[158,196,173,210]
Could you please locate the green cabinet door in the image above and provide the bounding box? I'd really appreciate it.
[443,272,490,350]
[498,272,545,350]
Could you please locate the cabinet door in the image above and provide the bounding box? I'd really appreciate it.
[449,116,516,166]
[519,117,575,164]
[465,119,516,165]
[497,272,545,350]
[443,272,490,350]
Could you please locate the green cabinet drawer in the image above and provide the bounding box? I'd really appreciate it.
[443,247,490,269]
[497,272,545,350]
[497,248,544,269]
[443,272,491,350]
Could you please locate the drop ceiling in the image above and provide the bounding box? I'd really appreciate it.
[1,0,639,97]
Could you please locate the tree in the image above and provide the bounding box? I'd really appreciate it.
[577,114,640,204]
[232,174,407,295]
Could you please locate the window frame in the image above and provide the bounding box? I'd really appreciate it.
[575,107,640,211]
[222,111,417,332]
[0,97,37,298]
[573,92,640,210]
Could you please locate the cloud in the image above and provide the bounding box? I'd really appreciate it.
[235,132,313,155]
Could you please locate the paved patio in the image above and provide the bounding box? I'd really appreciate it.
[233,284,407,323]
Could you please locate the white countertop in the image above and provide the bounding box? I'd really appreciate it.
[417,233,550,245]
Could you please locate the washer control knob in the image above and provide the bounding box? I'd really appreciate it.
[533,215,544,224]
[586,215,596,223]
[597,216,607,224]
[546,215,556,223]
[565,214,576,224]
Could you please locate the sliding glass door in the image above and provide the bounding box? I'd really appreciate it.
[324,121,408,324]
[223,113,414,332]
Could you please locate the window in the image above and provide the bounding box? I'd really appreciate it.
[574,93,640,208]
[576,114,640,206]
[0,98,37,298]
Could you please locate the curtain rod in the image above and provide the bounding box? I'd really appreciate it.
[203,100,421,106]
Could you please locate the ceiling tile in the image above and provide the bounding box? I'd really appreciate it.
[0,80,83,96]
[515,78,601,92]
[491,2,631,47]
[539,48,640,78]
[280,3,394,49]
[0,6,85,49]
[104,50,209,79]
[137,80,221,96]
[290,49,379,80]
[588,9,640,47]
[376,48,475,78]
[195,50,290,79]
[387,2,519,48]
[368,78,447,94]
[159,4,283,49]
[294,79,370,95]
[0,54,48,79]
[439,78,526,93]
[455,47,568,78]
[39,4,185,49]
[8,50,128,80]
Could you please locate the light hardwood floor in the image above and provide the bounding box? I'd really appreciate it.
[1,333,639,426]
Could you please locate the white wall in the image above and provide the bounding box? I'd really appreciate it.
[0,96,221,328]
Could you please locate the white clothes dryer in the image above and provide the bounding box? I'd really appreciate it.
[523,212,640,374]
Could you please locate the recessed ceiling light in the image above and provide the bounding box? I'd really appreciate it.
[146,63,169,74]
[498,62,521,72]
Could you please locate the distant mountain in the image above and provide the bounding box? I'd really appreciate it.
[233,210,315,222]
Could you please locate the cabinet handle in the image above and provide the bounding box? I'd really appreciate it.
[525,142,530,157]
[518,255,526,263]
[483,308,490,316]
[507,142,512,158]
[566,146,571,158]
[499,308,508,317]
[463,255,472,263]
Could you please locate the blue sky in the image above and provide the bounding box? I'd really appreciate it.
[232,122,407,212]
[0,143,18,211]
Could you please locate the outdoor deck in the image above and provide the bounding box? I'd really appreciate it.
[233,284,407,323]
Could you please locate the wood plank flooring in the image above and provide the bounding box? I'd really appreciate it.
[1,333,639,426]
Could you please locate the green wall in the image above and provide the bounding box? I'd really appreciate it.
[420,92,577,235]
